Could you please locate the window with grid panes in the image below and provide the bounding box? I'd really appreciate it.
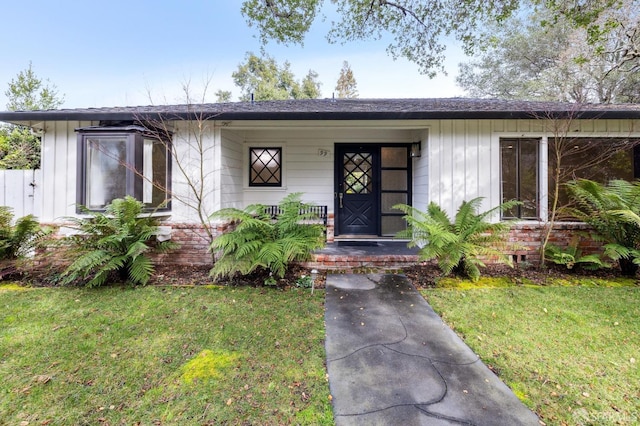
[249,147,282,187]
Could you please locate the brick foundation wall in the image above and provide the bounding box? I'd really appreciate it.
[326,213,335,243]
[506,222,600,265]
[152,224,216,266]
[41,220,602,269]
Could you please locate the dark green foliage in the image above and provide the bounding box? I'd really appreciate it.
[566,179,640,276]
[210,193,325,280]
[395,198,520,281]
[544,243,609,270]
[60,197,177,287]
[232,52,321,101]
[0,126,41,169]
[5,62,64,111]
[2,62,64,169]
[0,206,49,260]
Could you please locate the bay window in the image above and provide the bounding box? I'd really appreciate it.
[76,125,170,211]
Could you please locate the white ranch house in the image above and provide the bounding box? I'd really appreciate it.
[1,98,639,266]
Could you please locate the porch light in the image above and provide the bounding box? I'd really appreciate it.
[411,141,422,158]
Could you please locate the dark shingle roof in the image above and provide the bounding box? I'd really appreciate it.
[0,98,639,122]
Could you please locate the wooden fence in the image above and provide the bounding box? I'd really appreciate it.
[0,170,41,219]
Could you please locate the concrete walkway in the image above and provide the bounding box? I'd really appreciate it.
[324,273,540,425]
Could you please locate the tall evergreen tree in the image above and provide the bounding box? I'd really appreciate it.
[5,62,63,111]
[215,90,232,103]
[1,63,64,169]
[335,61,358,99]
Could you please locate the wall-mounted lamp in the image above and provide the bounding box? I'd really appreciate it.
[411,141,422,158]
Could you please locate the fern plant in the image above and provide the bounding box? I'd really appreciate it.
[565,179,640,276]
[210,193,325,280]
[544,243,609,270]
[0,206,50,260]
[60,196,177,287]
[394,198,521,281]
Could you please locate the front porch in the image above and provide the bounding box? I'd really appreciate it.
[303,240,420,270]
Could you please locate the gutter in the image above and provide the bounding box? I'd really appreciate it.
[1,109,638,123]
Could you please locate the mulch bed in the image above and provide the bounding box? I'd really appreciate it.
[5,258,634,289]
[147,262,635,289]
[149,263,328,289]
[404,262,634,288]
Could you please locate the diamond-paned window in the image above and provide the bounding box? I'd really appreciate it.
[250,147,282,187]
[343,152,372,194]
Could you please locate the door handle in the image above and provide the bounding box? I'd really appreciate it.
[339,193,344,209]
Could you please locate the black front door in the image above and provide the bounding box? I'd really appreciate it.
[335,145,379,235]
[335,143,413,237]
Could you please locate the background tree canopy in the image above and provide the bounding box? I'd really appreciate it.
[232,52,321,101]
[457,3,640,103]
[241,0,639,81]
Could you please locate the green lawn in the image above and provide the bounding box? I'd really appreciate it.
[3,278,639,426]
[0,284,332,425]
[423,282,640,426]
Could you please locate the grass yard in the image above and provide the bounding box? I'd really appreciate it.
[0,284,332,425]
[423,280,640,426]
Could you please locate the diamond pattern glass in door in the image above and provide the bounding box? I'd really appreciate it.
[337,147,378,235]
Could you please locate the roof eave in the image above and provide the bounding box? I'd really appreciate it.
[0,110,637,123]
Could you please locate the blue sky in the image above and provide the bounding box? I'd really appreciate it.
[0,1,467,109]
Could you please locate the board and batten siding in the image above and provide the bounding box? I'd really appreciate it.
[225,126,422,210]
[168,121,219,222]
[28,117,640,225]
[411,129,429,211]
[428,118,640,221]
[220,130,244,210]
[428,119,500,216]
[39,121,92,221]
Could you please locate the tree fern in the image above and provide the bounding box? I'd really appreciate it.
[0,206,51,261]
[210,193,325,280]
[566,179,640,275]
[0,207,51,279]
[395,198,521,281]
[61,196,178,287]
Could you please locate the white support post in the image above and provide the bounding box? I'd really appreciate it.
[539,136,548,222]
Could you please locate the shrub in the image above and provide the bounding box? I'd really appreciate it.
[394,198,520,281]
[295,274,314,289]
[0,206,49,260]
[60,196,177,287]
[566,179,640,276]
[210,193,325,280]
